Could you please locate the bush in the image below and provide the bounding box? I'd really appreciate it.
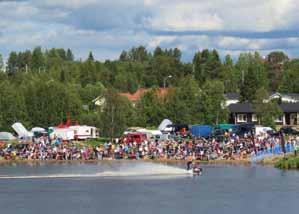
[275,156,299,170]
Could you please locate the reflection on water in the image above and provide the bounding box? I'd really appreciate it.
[0,162,298,214]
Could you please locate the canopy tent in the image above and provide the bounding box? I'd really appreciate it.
[215,124,238,130]
[0,132,16,141]
[11,122,33,138]
[158,119,173,131]
[191,125,213,138]
[31,127,46,133]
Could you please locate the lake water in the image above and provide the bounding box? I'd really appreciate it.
[0,162,298,214]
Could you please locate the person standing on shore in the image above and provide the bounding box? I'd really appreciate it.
[294,137,299,156]
[280,131,287,158]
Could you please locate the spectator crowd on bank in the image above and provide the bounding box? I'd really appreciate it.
[1,130,299,162]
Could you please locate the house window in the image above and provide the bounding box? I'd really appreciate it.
[275,116,283,123]
[237,114,247,123]
[290,113,298,125]
[252,114,258,122]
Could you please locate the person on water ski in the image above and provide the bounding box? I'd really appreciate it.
[186,155,193,170]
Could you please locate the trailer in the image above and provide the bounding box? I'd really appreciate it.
[49,127,75,141]
[191,125,213,138]
[49,126,98,141]
[136,129,164,141]
[69,125,98,140]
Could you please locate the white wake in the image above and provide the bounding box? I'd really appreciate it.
[0,162,190,179]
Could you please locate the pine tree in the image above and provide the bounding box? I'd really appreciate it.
[119,51,128,61]
[240,67,258,102]
[0,54,3,71]
[88,51,94,61]
[7,51,18,75]
[66,49,74,61]
[32,47,44,71]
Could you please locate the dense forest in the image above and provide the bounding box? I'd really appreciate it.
[0,46,298,137]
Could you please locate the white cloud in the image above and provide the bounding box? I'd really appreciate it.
[145,0,299,31]
[146,2,224,31]
[1,0,299,61]
[35,0,98,9]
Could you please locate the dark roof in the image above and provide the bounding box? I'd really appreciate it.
[284,93,299,100]
[225,93,240,100]
[228,102,299,113]
[280,103,299,113]
[228,103,254,113]
[269,92,299,100]
[226,92,299,101]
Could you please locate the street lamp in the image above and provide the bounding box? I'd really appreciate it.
[163,75,172,88]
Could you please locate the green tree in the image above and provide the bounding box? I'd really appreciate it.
[60,69,66,82]
[79,82,105,108]
[22,80,82,127]
[0,81,28,130]
[7,51,18,75]
[279,59,299,93]
[56,49,67,60]
[266,51,288,91]
[236,52,268,93]
[193,49,222,84]
[80,60,97,87]
[148,54,180,87]
[165,76,202,124]
[32,47,45,71]
[99,89,136,138]
[220,54,239,92]
[66,49,74,61]
[119,51,129,61]
[0,53,4,71]
[128,46,149,62]
[201,80,227,125]
[88,51,94,61]
[135,88,166,127]
[253,88,282,128]
[240,67,259,102]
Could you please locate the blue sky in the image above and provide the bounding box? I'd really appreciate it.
[0,0,299,61]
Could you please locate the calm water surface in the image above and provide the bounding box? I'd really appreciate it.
[0,162,298,214]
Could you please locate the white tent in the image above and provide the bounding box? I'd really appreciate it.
[11,122,33,138]
[0,132,16,141]
[158,119,173,131]
[31,127,46,133]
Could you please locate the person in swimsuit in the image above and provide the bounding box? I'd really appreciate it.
[186,155,193,170]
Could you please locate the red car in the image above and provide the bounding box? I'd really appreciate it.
[121,133,147,144]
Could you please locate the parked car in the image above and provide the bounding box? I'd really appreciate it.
[235,123,255,137]
[211,129,226,141]
[266,129,279,137]
[121,133,147,144]
[279,127,299,135]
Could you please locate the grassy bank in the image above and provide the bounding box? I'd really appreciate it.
[274,155,299,170]
[257,155,286,165]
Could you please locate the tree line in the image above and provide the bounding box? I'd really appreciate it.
[0,47,298,137]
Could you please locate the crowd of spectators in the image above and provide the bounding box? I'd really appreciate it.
[1,130,299,161]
